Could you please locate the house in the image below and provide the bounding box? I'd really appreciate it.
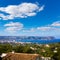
[2,53,41,60]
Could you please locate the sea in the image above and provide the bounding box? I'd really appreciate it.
[15,39,60,44]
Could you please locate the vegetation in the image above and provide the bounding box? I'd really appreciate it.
[0,44,12,54]
[0,43,60,60]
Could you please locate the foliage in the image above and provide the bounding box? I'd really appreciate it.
[0,44,12,54]
[0,43,60,60]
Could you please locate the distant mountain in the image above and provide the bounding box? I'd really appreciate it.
[0,36,55,41]
[1,36,59,44]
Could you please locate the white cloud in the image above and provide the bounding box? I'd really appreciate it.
[39,5,44,11]
[24,21,60,33]
[0,2,44,20]
[23,28,36,32]
[3,21,60,37]
[51,21,60,26]
[37,26,60,31]
[4,22,23,32]
[4,22,23,27]
[36,21,60,31]
[0,14,14,20]
[37,26,51,31]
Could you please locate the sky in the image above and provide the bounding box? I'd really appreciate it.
[0,0,60,38]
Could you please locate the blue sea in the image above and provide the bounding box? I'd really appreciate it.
[16,39,60,44]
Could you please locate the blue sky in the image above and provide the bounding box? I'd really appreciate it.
[0,0,60,38]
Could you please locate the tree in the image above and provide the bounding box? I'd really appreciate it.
[0,44,12,54]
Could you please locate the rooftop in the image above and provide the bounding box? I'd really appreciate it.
[2,53,40,60]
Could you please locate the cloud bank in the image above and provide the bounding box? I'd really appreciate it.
[3,21,60,37]
[0,2,44,20]
[22,21,60,36]
[51,21,60,26]
[4,22,23,32]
